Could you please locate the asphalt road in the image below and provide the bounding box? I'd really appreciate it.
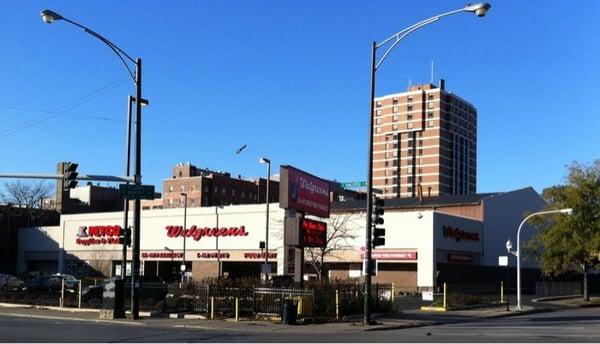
[0,307,598,342]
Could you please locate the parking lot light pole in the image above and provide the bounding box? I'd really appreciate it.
[259,157,271,279]
[513,208,573,310]
[362,3,491,325]
[180,193,188,284]
[41,9,145,319]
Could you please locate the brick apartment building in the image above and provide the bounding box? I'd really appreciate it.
[373,79,477,199]
[162,163,279,208]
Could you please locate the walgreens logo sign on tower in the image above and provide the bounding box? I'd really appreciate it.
[280,165,330,218]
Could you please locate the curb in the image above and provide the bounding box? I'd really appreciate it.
[0,303,100,313]
[0,312,147,326]
[532,294,582,303]
[362,321,442,332]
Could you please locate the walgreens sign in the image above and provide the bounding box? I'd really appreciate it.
[165,225,248,241]
[279,165,330,218]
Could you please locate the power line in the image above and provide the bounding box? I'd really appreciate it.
[0,105,124,123]
[0,77,129,138]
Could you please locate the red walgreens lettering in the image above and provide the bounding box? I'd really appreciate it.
[165,225,248,241]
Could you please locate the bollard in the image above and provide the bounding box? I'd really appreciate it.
[60,278,65,308]
[235,297,239,322]
[335,289,340,320]
[391,282,395,303]
[500,281,504,303]
[78,280,82,308]
[210,297,215,320]
[443,283,447,309]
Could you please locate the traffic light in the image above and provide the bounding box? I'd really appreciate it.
[372,197,385,248]
[63,162,79,191]
[120,226,132,247]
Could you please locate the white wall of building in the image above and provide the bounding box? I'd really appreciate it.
[482,187,545,268]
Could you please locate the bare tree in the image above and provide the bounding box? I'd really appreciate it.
[1,180,54,209]
[305,212,363,280]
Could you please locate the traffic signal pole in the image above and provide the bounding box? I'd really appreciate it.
[122,95,134,279]
[364,41,377,326]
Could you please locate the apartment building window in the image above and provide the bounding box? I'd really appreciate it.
[376,101,382,108]
[407,114,413,120]
[393,150,398,157]
[393,187,398,193]
[419,168,423,174]
[168,186,174,192]
[407,122,413,129]
[428,102,434,109]
[384,178,389,185]
[392,124,398,130]
[418,132,423,138]
[408,96,413,102]
[428,93,434,100]
[419,176,423,182]
[419,149,423,156]
[393,160,398,167]
[385,161,389,167]
[407,104,413,111]
[376,118,382,125]
[428,111,434,118]
[180,185,185,192]
[408,176,413,183]
[392,106,399,113]
[392,98,399,104]
[419,140,423,146]
[385,152,390,158]
[408,149,413,155]
[407,186,413,193]
[428,120,434,128]
[168,199,173,208]
[376,127,382,134]
[204,186,209,193]
[407,139,413,147]
[375,109,382,116]
[392,115,398,122]
[392,177,398,184]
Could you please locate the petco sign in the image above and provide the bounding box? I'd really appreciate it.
[76,225,122,246]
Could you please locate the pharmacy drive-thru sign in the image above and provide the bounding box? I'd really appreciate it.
[279,165,330,218]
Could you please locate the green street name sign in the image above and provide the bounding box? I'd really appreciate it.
[340,181,367,188]
[119,184,155,200]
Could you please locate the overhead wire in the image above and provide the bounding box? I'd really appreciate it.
[0,76,129,138]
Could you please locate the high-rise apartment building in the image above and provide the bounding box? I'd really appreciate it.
[372,80,477,199]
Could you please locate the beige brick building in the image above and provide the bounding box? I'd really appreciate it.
[373,79,477,199]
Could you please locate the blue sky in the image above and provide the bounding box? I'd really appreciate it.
[1,1,598,194]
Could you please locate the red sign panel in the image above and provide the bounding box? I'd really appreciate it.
[280,165,330,218]
[442,225,480,242]
[360,251,418,260]
[300,218,327,248]
[142,252,183,259]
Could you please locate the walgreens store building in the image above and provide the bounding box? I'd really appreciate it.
[17,187,543,290]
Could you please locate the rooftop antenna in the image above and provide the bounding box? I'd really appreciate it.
[430,60,434,84]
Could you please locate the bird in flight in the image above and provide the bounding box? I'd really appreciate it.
[235,144,247,155]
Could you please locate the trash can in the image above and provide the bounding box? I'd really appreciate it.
[281,299,297,325]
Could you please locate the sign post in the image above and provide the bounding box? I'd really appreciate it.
[499,255,509,311]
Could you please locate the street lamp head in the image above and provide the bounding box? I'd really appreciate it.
[180,192,187,197]
[561,208,574,215]
[506,239,513,252]
[259,157,270,164]
[464,3,491,17]
[40,9,63,24]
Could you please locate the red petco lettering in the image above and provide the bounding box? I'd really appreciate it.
[442,225,480,242]
[165,225,248,241]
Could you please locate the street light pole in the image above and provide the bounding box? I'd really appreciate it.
[514,208,573,310]
[362,3,491,326]
[180,192,188,284]
[121,95,133,279]
[259,157,271,279]
[41,9,145,319]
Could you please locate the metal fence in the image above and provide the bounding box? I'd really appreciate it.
[535,281,582,298]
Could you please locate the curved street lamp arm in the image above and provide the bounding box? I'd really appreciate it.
[60,16,136,82]
[374,8,467,71]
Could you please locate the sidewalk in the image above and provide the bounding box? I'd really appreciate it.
[0,303,551,334]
